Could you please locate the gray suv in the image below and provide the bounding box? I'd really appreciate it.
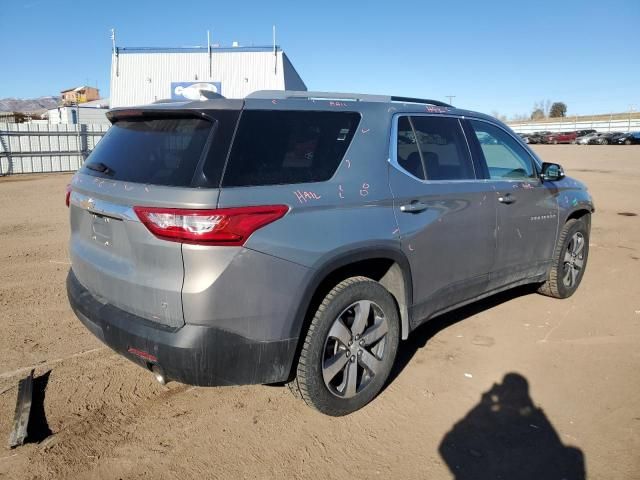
[66,91,594,415]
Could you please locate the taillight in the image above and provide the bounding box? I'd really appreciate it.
[65,184,71,207]
[133,205,289,246]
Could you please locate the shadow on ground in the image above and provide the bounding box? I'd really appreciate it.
[388,284,539,385]
[381,284,585,479]
[439,373,585,480]
[27,370,52,443]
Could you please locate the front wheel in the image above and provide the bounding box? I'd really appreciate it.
[291,277,400,416]
[539,217,590,298]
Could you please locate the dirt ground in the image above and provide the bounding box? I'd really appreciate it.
[0,145,638,479]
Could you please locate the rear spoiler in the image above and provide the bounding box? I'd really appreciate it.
[106,100,244,124]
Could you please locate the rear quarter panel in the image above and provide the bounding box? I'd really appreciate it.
[214,100,402,340]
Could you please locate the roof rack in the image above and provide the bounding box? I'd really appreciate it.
[390,96,452,107]
[246,90,453,107]
[247,90,389,102]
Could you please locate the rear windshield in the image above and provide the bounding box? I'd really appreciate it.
[81,116,214,187]
[222,110,360,187]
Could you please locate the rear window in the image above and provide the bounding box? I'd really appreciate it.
[81,116,214,187]
[221,110,360,187]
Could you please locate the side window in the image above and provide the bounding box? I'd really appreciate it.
[396,116,426,180]
[222,110,360,187]
[395,116,475,181]
[469,120,536,180]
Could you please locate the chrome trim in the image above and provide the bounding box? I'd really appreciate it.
[70,191,138,221]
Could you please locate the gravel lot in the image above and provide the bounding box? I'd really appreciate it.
[1,145,639,479]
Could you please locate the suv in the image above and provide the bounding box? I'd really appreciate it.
[66,90,594,416]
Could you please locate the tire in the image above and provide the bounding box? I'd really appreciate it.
[538,217,590,299]
[290,276,400,416]
[601,139,609,145]
[625,139,632,145]
[553,140,558,145]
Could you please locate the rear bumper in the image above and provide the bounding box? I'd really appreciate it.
[67,270,297,386]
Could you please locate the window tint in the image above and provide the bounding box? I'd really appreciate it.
[200,109,241,187]
[222,110,360,187]
[396,116,425,179]
[396,116,475,181]
[82,116,213,187]
[469,120,536,180]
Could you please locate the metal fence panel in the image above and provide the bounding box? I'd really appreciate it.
[508,118,640,134]
[0,122,109,176]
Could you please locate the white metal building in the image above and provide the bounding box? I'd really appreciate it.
[47,99,110,125]
[110,45,306,107]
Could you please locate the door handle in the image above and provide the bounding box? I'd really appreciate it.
[400,200,428,213]
[497,193,516,204]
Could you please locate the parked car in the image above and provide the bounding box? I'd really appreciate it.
[545,131,579,144]
[576,132,601,145]
[523,131,551,144]
[614,132,640,145]
[574,129,596,137]
[66,91,594,416]
[589,132,624,145]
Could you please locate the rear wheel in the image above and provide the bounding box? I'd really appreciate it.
[539,217,590,298]
[291,277,400,416]
[625,139,632,145]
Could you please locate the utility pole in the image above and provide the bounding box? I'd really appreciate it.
[75,102,83,162]
[629,105,635,132]
[445,95,456,105]
[207,30,212,78]
[273,25,277,75]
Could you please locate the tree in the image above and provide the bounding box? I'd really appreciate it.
[490,111,508,122]
[549,102,567,118]
[531,108,545,120]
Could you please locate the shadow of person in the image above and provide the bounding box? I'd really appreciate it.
[439,373,585,480]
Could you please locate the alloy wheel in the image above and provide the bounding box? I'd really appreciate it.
[322,300,389,398]
[562,232,585,288]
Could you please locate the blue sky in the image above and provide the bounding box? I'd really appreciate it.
[1,0,638,117]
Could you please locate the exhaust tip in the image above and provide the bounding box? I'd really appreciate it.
[151,365,167,385]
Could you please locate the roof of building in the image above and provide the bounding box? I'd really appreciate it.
[61,85,99,93]
[47,99,110,111]
[78,98,109,108]
[115,45,280,54]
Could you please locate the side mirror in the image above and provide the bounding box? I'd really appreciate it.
[541,162,565,182]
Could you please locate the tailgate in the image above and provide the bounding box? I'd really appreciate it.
[69,182,193,328]
[68,109,239,328]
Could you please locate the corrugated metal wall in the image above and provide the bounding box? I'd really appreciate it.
[111,49,305,107]
[0,123,108,175]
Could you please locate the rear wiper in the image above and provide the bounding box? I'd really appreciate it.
[85,162,115,176]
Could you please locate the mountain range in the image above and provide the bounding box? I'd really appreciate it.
[0,96,61,113]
